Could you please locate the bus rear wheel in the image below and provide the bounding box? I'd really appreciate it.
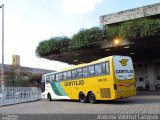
[47,93,52,101]
[79,92,87,103]
[88,92,96,104]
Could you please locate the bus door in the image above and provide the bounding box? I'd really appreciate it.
[41,76,45,92]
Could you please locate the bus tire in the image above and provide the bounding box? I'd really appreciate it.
[79,92,87,103]
[47,93,52,101]
[88,92,96,104]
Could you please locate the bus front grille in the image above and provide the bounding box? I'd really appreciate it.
[100,88,111,98]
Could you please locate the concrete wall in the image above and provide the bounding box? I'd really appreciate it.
[134,59,160,90]
[100,3,160,26]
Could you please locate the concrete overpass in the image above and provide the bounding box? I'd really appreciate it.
[46,3,160,90]
[99,3,160,90]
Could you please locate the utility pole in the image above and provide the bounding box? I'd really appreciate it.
[0,4,4,104]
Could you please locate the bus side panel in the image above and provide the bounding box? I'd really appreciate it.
[60,57,116,101]
[61,75,113,100]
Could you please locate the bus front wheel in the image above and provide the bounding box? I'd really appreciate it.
[79,92,87,103]
[47,93,52,101]
[88,92,96,104]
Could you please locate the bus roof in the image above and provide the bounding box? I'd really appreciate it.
[60,56,113,72]
[43,55,131,75]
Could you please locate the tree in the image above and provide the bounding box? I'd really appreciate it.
[28,73,43,87]
[5,65,29,87]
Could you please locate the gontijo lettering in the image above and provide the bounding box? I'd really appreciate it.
[64,80,84,86]
[116,70,133,73]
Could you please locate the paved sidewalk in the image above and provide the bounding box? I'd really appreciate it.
[137,90,160,95]
[0,95,159,114]
[0,95,159,120]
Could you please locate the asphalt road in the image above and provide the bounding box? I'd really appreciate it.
[0,95,159,120]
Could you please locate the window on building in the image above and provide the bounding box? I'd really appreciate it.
[139,77,144,81]
[133,64,136,68]
[138,64,142,68]
[144,63,148,67]
[157,76,160,80]
[155,61,160,66]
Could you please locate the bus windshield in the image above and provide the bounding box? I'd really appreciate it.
[41,76,45,92]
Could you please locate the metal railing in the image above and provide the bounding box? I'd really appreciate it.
[0,87,41,106]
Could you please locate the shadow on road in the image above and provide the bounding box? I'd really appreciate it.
[45,95,160,105]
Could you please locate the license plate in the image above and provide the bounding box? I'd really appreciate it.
[124,83,130,87]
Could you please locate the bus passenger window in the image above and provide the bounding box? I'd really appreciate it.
[51,74,55,81]
[102,63,106,74]
[95,64,101,75]
[77,68,82,78]
[88,65,95,75]
[63,72,67,80]
[72,70,77,78]
[55,74,59,81]
[67,71,71,79]
[59,73,64,80]
[82,67,88,77]
[106,62,109,74]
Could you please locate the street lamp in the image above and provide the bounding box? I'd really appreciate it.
[0,4,4,104]
[113,38,122,46]
[114,38,120,45]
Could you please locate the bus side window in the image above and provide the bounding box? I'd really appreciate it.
[72,70,77,78]
[88,65,95,76]
[51,74,55,81]
[63,72,67,80]
[59,73,64,81]
[102,63,106,74]
[55,74,59,81]
[77,68,83,78]
[67,71,72,79]
[106,62,110,74]
[82,67,88,77]
[95,64,101,75]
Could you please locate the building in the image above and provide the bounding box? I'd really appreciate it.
[0,64,54,80]
[0,55,54,81]
[100,3,160,90]
[35,3,160,90]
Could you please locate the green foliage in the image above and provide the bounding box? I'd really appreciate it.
[35,18,160,58]
[70,27,105,50]
[28,73,42,85]
[5,77,29,87]
[36,36,71,57]
[106,18,160,41]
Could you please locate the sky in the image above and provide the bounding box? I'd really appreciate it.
[0,0,159,71]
